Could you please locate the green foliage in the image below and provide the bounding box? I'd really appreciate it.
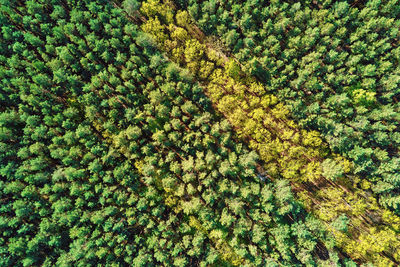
[321,159,344,181]
[352,89,376,106]
[0,0,340,266]
[122,0,140,16]
[331,215,350,232]
[225,59,242,81]
[181,0,400,219]
[4,0,400,266]
[138,0,400,265]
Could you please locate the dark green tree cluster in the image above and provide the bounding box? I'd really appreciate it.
[0,1,193,265]
[0,0,345,266]
[178,0,400,213]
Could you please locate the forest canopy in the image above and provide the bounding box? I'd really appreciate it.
[1,0,400,266]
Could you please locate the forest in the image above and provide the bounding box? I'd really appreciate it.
[0,0,399,266]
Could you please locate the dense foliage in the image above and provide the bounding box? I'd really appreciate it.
[178,0,400,215]
[134,0,400,265]
[2,0,400,265]
[0,0,349,266]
